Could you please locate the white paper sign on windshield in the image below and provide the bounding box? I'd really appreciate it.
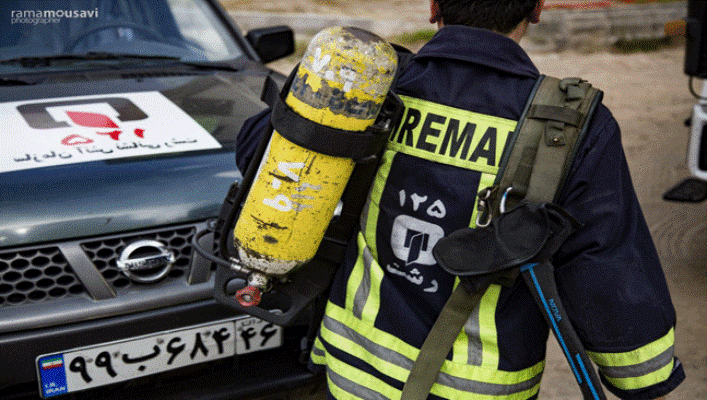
[1,91,222,173]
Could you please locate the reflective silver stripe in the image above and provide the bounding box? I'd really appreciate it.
[322,315,541,396]
[352,246,374,319]
[598,346,675,379]
[323,315,415,369]
[464,304,483,366]
[360,197,372,234]
[437,369,543,396]
[327,366,390,400]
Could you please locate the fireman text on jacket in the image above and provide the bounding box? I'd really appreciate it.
[389,95,517,174]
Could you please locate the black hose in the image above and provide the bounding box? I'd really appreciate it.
[191,228,233,268]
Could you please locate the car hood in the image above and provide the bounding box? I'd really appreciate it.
[0,68,270,247]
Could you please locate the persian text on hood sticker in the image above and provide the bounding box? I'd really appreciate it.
[2,91,222,173]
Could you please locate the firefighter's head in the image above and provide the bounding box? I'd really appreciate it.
[429,0,545,34]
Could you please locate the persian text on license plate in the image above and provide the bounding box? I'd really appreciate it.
[36,317,282,398]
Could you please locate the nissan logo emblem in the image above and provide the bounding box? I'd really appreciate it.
[116,240,176,283]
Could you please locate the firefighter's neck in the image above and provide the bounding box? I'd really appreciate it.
[507,21,530,43]
[435,20,530,44]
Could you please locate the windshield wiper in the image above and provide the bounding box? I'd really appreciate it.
[0,76,37,86]
[177,58,248,72]
[0,52,180,67]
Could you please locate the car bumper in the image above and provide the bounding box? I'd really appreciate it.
[0,299,322,400]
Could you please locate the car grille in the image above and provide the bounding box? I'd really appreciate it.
[0,247,85,307]
[0,223,210,308]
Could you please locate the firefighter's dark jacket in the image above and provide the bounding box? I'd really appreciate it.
[236,26,684,400]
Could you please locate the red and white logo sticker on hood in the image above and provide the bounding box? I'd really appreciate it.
[3,91,222,173]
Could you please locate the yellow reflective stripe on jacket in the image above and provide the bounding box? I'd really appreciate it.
[452,278,479,366]
[453,282,502,369]
[471,173,497,227]
[324,354,541,400]
[587,328,676,390]
[602,359,675,391]
[311,336,326,363]
[318,301,544,399]
[346,233,385,321]
[324,351,402,400]
[345,242,366,317]
[479,284,501,369]
[361,147,398,261]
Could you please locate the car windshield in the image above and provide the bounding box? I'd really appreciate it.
[0,0,244,70]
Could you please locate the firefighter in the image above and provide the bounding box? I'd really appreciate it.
[236,1,684,399]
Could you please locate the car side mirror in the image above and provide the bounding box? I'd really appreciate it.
[246,26,295,63]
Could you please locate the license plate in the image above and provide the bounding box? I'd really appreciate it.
[36,317,282,398]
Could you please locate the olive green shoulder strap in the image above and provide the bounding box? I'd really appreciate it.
[492,75,604,213]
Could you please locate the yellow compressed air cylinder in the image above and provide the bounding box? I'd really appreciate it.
[233,26,398,277]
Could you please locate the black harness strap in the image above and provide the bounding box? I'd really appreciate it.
[270,92,392,162]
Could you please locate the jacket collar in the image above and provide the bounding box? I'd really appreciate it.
[415,25,540,78]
